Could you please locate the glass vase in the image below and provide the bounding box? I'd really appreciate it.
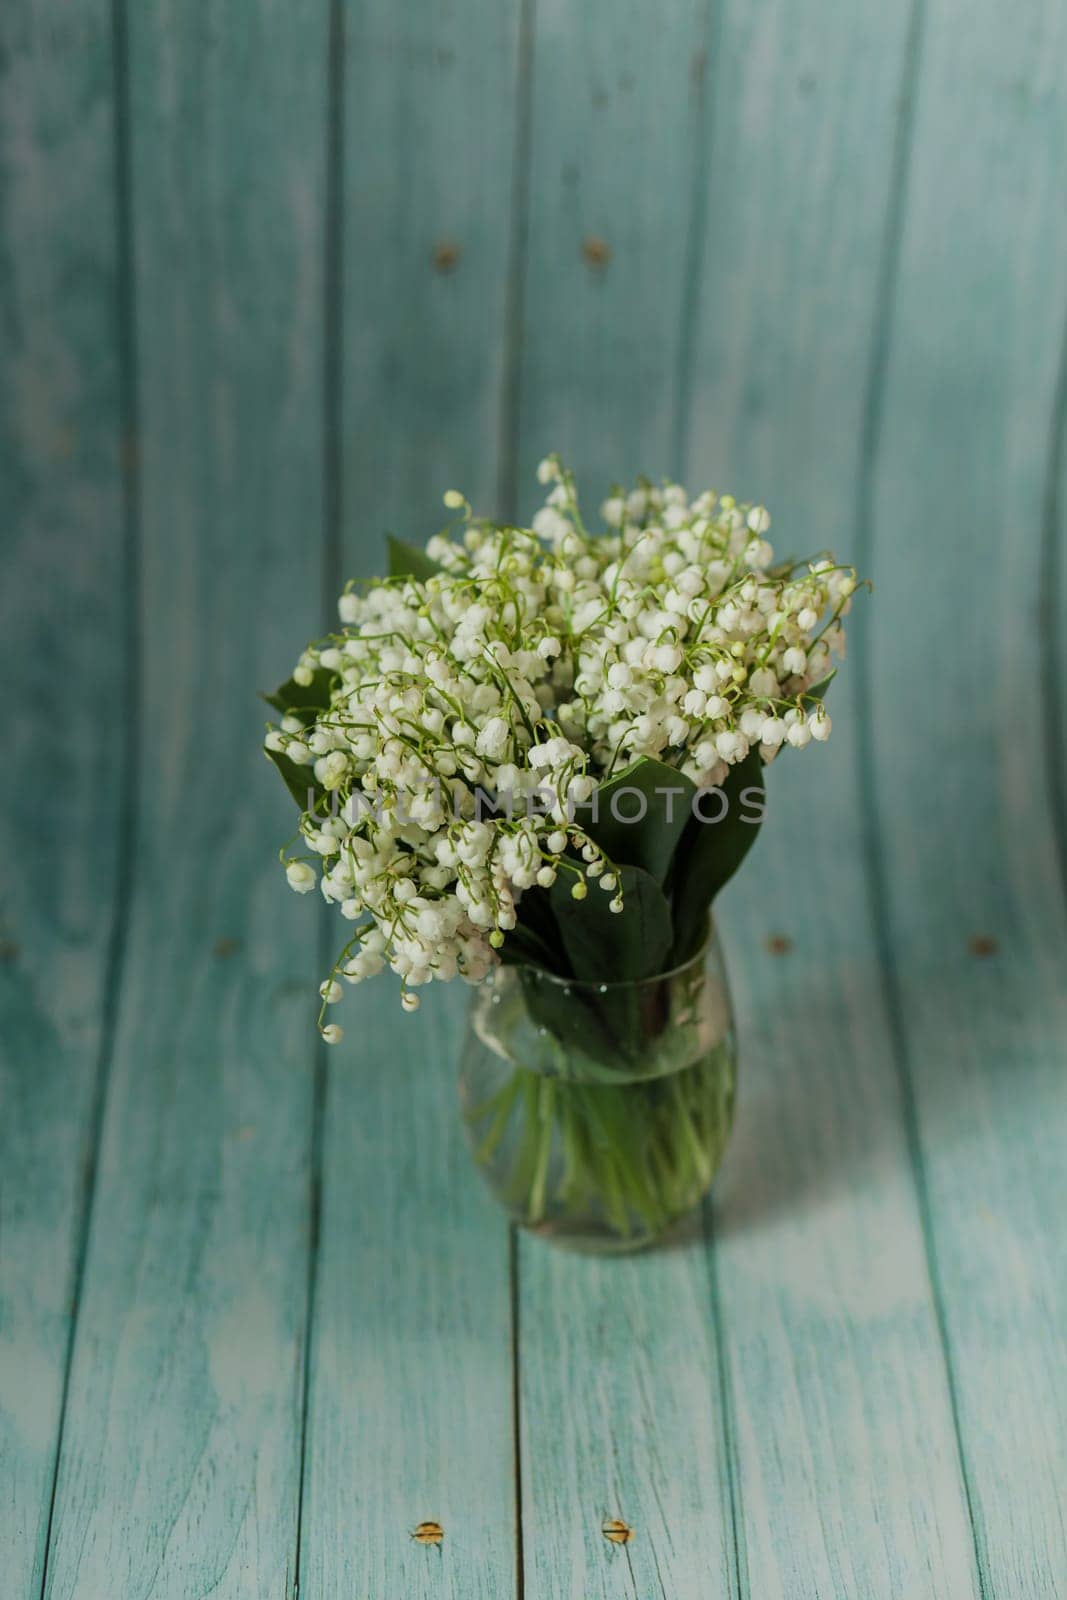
[458,929,737,1252]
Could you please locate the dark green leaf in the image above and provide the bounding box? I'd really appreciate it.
[513,868,674,1074]
[516,968,630,1075]
[511,885,570,975]
[499,920,558,972]
[548,864,674,984]
[387,534,443,583]
[262,666,334,726]
[669,750,765,962]
[575,757,696,887]
[264,745,326,813]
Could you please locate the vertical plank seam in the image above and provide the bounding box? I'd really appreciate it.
[292,3,345,1593]
[681,12,743,1589]
[322,0,345,613]
[703,1203,746,1600]
[671,0,721,483]
[291,1038,328,1600]
[1039,297,1067,906]
[509,1226,526,1600]
[499,4,536,1562]
[496,0,537,521]
[852,3,989,1595]
[37,0,143,1593]
[680,12,743,1589]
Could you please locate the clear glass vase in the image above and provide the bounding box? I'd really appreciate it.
[458,929,737,1252]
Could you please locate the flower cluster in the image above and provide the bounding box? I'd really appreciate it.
[265,458,857,1037]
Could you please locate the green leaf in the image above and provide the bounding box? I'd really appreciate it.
[548,864,674,984]
[387,534,443,583]
[515,969,632,1077]
[799,668,836,706]
[511,867,674,1075]
[262,666,334,726]
[499,920,559,972]
[264,745,325,813]
[669,750,765,963]
[510,885,570,976]
[576,757,696,887]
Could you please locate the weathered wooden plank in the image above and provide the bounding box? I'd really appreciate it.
[515,0,713,510]
[863,0,1067,1591]
[681,1,986,1593]
[295,4,523,1595]
[38,6,329,1596]
[299,985,515,1600]
[708,795,981,1600]
[1045,321,1067,917]
[338,0,525,536]
[511,7,739,1596]
[519,1242,737,1599]
[0,6,128,1596]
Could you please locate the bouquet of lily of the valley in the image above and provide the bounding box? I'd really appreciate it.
[264,458,860,1248]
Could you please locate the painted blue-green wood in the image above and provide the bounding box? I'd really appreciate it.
[299,985,515,1600]
[0,7,129,1596]
[863,1,1067,1592]
[511,10,741,1596]
[679,1,981,1593]
[4,3,1067,1594]
[516,0,712,507]
[37,6,329,1597]
[519,1242,737,1598]
[337,0,526,535]
[1046,323,1067,919]
[295,5,523,1594]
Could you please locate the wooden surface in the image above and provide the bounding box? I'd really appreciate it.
[2,1,1066,1596]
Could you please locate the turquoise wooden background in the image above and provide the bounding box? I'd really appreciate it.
[3,1,1066,1596]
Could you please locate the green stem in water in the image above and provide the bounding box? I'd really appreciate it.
[528,1077,556,1224]
[471,1072,524,1165]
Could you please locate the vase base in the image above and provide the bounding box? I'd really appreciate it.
[517,1199,707,1256]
